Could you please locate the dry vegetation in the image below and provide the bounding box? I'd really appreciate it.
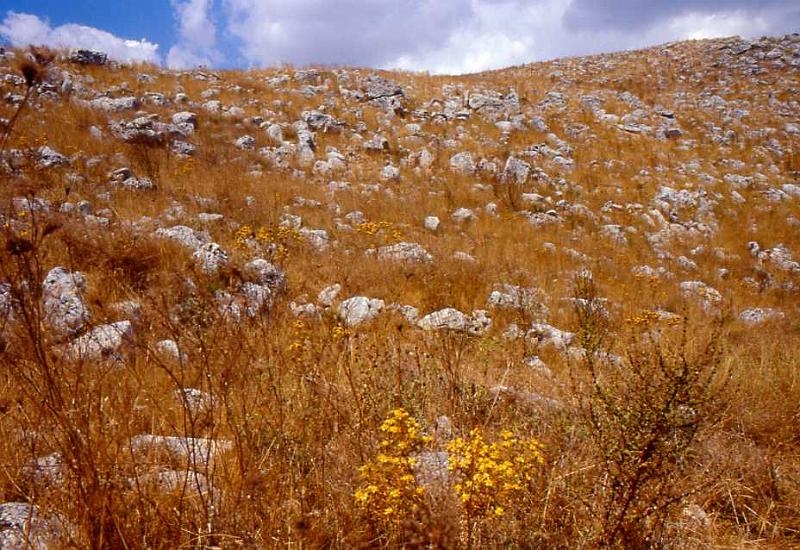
[0,35,797,548]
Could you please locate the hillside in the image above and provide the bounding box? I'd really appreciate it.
[0,33,798,547]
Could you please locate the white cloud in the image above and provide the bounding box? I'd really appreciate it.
[221,0,474,68]
[386,0,567,74]
[383,0,786,74]
[664,11,770,41]
[0,11,160,64]
[167,0,222,68]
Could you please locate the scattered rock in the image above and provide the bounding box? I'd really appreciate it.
[0,502,66,549]
[42,267,90,338]
[375,242,433,263]
[192,243,229,275]
[68,49,108,65]
[338,296,384,326]
[423,216,440,232]
[69,321,133,361]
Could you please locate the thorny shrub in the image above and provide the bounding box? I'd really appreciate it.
[570,272,731,547]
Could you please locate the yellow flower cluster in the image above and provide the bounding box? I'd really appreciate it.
[356,221,403,242]
[447,429,544,519]
[172,157,194,178]
[624,309,662,326]
[234,224,301,261]
[633,271,660,286]
[286,319,310,359]
[331,323,348,341]
[625,309,681,327]
[354,409,431,527]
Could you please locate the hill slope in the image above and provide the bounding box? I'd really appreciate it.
[0,34,798,547]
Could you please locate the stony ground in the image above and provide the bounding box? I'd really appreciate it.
[0,34,798,547]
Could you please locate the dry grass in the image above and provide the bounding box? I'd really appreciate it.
[0,37,797,547]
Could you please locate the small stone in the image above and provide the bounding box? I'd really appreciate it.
[155,339,181,362]
[423,216,440,232]
[318,284,342,307]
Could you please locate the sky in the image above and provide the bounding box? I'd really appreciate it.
[0,0,798,74]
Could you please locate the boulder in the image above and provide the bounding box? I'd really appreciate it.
[42,267,90,338]
[243,259,286,292]
[69,321,133,361]
[318,284,342,307]
[449,152,475,174]
[526,323,574,350]
[155,225,211,250]
[0,502,66,549]
[192,243,229,275]
[130,434,232,463]
[423,216,440,232]
[376,242,433,263]
[88,96,140,112]
[501,156,530,184]
[417,308,491,336]
[68,49,108,65]
[338,296,384,326]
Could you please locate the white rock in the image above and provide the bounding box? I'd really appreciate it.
[242,282,273,316]
[679,281,722,313]
[0,502,66,549]
[526,323,574,350]
[192,243,229,275]
[338,296,384,326]
[739,307,784,326]
[299,228,330,252]
[423,216,440,231]
[502,156,530,184]
[417,308,467,331]
[412,451,450,489]
[487,284,544,312]
[155,225,211,250]
[318,284,342,307]
[380,163,400,181]
[243,258,286,291]
[449,152,475,174]
[376,242,433,263]
[42,267,90,337]
[155,339,181,361]
[130,434,232,463]
[451,207,475,222]
[69,321,133,361]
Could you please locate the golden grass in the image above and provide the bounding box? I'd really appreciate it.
[0,37,797,547]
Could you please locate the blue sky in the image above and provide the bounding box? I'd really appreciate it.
[8,0,177,53]
[0,1,798,74]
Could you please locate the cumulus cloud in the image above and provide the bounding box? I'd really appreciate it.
[167,0,222,68]
[222,0,475,68]
[219,0,799,74]
[0,11,160,64]
[563,0,800,34]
